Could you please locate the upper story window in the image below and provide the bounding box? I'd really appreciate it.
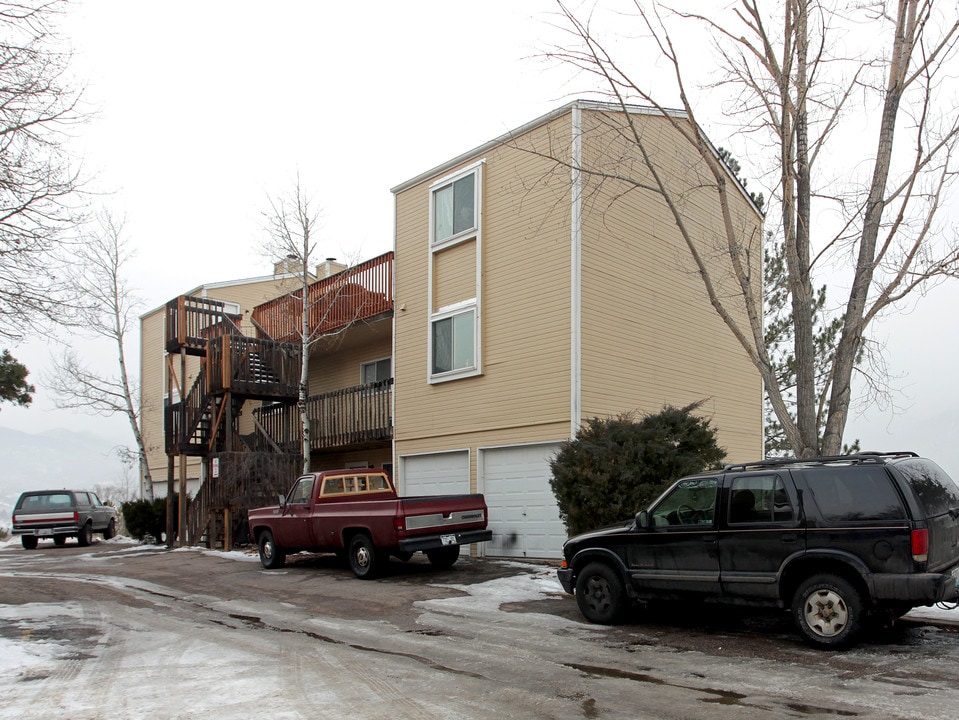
[431,166,479,248]
[431,302,476,377]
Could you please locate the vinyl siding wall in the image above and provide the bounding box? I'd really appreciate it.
[578,109,762,461]
[394,116,576,490]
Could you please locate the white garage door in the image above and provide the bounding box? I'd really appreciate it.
[480,443,566,559]
[399,450,470,496]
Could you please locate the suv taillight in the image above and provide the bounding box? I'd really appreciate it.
[911,528,929,563]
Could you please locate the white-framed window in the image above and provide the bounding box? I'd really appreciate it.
[430,301,478,379]
[431,164,480,249]
[428,161,483,382]
[361,357,392,387]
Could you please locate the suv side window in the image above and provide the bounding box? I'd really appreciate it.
[651,477,717,527]
[729,475,793,524]
[894,458,959,517]
[801,466,906,522]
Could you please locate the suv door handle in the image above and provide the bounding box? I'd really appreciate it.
[781,533,798,543]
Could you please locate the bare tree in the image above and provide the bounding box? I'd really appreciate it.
[261,178,323,474]
[46,212,153,499]
[545,0,959,456]
[0,0,87,342]
[261,178,372,473]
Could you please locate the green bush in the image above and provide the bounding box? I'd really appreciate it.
[549,402,726,536]
[121,497,178,543]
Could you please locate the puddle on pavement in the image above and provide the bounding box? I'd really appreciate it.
[565,662,859,716]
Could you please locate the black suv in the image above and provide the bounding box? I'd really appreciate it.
[558,452,959,647]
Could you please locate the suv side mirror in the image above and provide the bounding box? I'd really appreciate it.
[636,510,650,529]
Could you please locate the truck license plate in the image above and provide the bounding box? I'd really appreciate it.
[38,530,52,537]
[440,534,457,546]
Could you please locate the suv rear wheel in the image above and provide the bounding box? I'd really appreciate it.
[792,574,862,648]
[575,562,627,624]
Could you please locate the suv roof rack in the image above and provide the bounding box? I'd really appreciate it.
[723,451,919,473]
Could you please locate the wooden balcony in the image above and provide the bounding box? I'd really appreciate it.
[252,251,393,343]
[206,334,300,400]
[252,378,393,452]
[166,295,242,356]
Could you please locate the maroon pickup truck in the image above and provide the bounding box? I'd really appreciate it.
[247,469,492,578]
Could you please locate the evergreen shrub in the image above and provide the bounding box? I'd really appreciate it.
[549,402,726,536]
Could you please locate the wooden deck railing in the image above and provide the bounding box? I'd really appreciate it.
[165,295,242,355]
[206,334,300,399]
[252,251,393,343]
[254,378,393,451]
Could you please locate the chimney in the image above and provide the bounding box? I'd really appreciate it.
[274,254,305,276]
[316,257,347,279]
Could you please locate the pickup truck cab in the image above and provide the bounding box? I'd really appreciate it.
[558,452,959,647]
[12,490,118,549]
[248,469,492,578]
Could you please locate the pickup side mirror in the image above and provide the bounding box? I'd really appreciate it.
[277,493,286,509]
[636,510,650,529]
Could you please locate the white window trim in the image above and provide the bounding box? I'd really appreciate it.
[428,161,483,251]
[429,300,480,383]
[427,160,484,384]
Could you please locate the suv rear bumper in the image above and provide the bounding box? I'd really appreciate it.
[13,526,80,538]
[869,572,959,604]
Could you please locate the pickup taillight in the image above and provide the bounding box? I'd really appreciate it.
[911,528,929,563]
[394,518,405,532]
[74,511,79,523]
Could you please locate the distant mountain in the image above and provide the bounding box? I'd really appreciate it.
[0,427,132,527]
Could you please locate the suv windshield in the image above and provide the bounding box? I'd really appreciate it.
[893,458,959,517]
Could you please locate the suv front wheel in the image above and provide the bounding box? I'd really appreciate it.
[575,562,627,624]
[792,574,863,648]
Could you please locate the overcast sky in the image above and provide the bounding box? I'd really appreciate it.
[1,0,957,476]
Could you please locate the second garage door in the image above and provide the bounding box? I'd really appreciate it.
[398,450,470,496]
[480,443,566,559]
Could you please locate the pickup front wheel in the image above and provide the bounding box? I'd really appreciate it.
[77,522,93,547]
[349,534,384,579]
[258,530,286,569]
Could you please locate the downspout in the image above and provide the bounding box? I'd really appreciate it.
[570,105,583,437]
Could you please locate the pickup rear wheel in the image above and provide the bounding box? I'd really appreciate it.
[575,562,627,624]
[77,522,93,547]
[349,534,383,579]
[792,574,862,648]
[257,530,286,569]
[426,545,460,570]
[21,535,38,550]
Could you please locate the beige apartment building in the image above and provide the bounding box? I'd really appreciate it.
[390,101,762,559]
[141,100,762,558]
